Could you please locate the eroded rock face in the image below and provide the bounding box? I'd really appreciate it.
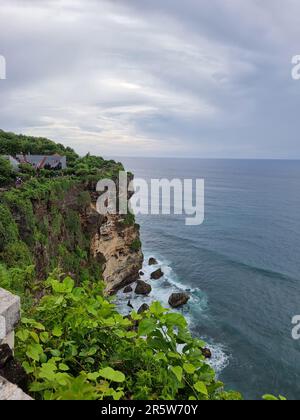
[135,280,152,295]
[91,212,143,294]
[168,293,190,308]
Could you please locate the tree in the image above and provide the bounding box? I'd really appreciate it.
[0,156,14,186]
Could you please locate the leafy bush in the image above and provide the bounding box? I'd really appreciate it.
[15,274,241,401]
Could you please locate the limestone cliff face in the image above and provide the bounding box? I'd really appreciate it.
[90,210,143,294]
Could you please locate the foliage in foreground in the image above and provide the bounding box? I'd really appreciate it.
[13,272,242,401]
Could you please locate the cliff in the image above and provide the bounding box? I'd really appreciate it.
[0,130,143,296]
[0,178,143,296]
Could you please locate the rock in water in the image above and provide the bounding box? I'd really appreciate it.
[138,303,150,314]
[201,348,212,359]
[168,293,190,308]
[135,280,152,295]
[150,268,164,280]
[127,300,134,309]
[148,257,158,266]
[139,271,145,276]
[123,285,133,293]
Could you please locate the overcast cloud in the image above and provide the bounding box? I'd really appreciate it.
[0,0,300,158]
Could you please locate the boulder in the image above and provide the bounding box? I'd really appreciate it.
[150,268,164,280]
[168,293,190,308]
[148,257,158,266]
[138,304,149,314]
[201,348,212,359]
[139,271,145,277]
[123,285,133,294]
[135,280,152,295]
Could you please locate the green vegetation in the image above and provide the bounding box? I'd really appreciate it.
[130,238,142,252]
[0,156,14,186]
[0,130,242,400]
[12,273,241,400]
[0,129,78,163]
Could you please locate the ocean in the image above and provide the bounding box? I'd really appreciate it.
[115,158,300,400]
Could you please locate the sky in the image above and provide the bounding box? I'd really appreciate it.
[0,0,300,158]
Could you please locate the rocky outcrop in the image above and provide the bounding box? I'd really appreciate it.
[90,210,143,294]
[135,280,152,295]
[138,304,149,314]
[151,268,164,280]
[123,286,133,294]
[149,258,158,266]
[201,348,212,359]
[168,293,190,308]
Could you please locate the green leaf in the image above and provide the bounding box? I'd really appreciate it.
[52,326,63,337]
[171,366,183,383]
[87,372,100,381]
[263,394,279,401]
[16,329,29,342]
[50,349,61,357]
[194,381,208,396]
[150,301,166,316]
[98,367,125,383]
[22,361,34,374]
[59,363,70,372]
[30,331,40,343]
[40,332,49,343]
[26,344,44,362]
[183,363,196,374]
[138,318,157,336]
[164,313,187,328]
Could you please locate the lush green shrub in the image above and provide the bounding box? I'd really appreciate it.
[130,239,142,252]
[15,274,242,401]
[2,240,33,268]
[0,156,15,186]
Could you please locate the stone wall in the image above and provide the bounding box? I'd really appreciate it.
[0,288,32,400]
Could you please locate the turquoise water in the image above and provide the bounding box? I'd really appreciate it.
[118,158,300,400]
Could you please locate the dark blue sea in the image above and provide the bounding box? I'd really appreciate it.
[116,158,300,400]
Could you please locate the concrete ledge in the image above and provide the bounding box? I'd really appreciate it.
[0,376,32,400]
[0,288,20,345]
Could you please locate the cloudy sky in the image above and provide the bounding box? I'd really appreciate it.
[0,0,300,158]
